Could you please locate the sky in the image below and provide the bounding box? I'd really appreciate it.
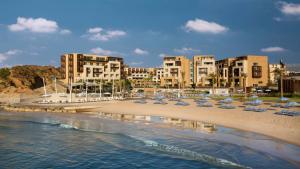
[0,0,300,68]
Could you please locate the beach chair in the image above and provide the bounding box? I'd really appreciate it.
[197,102,213,107]
[219,104,236,109]
[175,101,189,106]
[274,110,300,116]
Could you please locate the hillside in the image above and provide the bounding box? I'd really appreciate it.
[0,65,64,94]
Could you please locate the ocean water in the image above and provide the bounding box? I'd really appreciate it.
[0,111,300,169]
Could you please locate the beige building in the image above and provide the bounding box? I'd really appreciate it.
[216,55,269,88]
[124,67,163,88]
[61,53,124,84]
[161,56,191,88]
[152,68,164,85]
[193,55,216,87]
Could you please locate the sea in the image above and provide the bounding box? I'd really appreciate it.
[0,111,299,169]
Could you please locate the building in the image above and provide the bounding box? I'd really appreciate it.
[193,55,216,87]
[216,55,268,88]
[152,68,164,86]
[161,56,191,88]
[269,64,286,85]
[282,76,300,94]
[216,57,235,87]
[61,53,124,84]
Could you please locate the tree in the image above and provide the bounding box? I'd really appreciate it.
[241,73,247,99]
[273,67,285,98]
[208,73,217,95]
[0,68,11,80]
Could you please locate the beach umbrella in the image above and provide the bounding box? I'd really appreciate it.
[249,95,258,100]
[280,97,289,102]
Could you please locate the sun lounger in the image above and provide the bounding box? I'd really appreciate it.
[197,102,213,107]
[219,104,236,109]
[281,102,300,108]
[134,99,147,104]
[153,99,167,105]
[274,110,300,116]
[175,101,189,106]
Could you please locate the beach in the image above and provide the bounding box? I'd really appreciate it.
[81,99,300,146]
[2,96,300,146]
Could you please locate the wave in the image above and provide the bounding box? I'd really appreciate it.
[131,136,251,169]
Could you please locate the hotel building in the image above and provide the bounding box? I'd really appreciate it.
[61,53,124,84]
[193,55,216,87]
[161,56,191,88]
[216,55,269,88]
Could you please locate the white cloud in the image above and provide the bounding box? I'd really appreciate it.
[0,54,7,63]
[174,47,200,54]
[60,29,72,35]
[159,53,166,58]
[0,49,22,63]
[85,27,126,41]
[5,49,22,55]
[273,17,283,22]
[88,27,103,33]
[184,18,228,34]
[130,61,143,66]
[8,17,58,33]
[279,1,300,15]
[90,47,119,56]
[261,46,286,52]
[134,48,149,55]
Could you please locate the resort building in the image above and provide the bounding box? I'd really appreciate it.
[216,55,269,88]
[152,68,164,86]
[124,67,163,88]
[60,53,124,84]
[193,55,216,87]
[161,56,191,88]
[216,57,235,87]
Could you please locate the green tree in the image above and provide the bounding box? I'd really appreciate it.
[0,68,11,80]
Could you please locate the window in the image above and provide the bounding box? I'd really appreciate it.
[252,66,262,78]
[237,62,243,66]
[199,68,207,75]
[233,68,239,77]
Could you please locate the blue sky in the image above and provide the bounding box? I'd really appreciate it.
[0,0,300,67]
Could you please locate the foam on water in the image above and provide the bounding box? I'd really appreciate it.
[132,136,251,169]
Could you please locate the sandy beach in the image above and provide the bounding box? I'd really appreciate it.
[79,99,300,146]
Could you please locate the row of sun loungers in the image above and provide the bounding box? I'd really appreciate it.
[274,110,300,116]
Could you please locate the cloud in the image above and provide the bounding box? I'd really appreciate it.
[5,49,22,55]
[85,27,126,41]
[159,53,166,58]
[88,27,103,33]
[0,49,22,63]
[273,17,283,22]
[261,46,286,52]
[184,18,228,34]
[278,1,300,15]
[8,17,59,33]
[134,48,148,55]
[130,61,143,66]
[60,29,72,35]
[0,54,7,63]
[174,47,200,54]
[90,47,119,56]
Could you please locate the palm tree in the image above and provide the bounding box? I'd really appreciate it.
[273,67,284,98]
[208,73,217,95]
[241,73,247,99]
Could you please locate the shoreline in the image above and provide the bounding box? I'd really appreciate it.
[1,99,300,146]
